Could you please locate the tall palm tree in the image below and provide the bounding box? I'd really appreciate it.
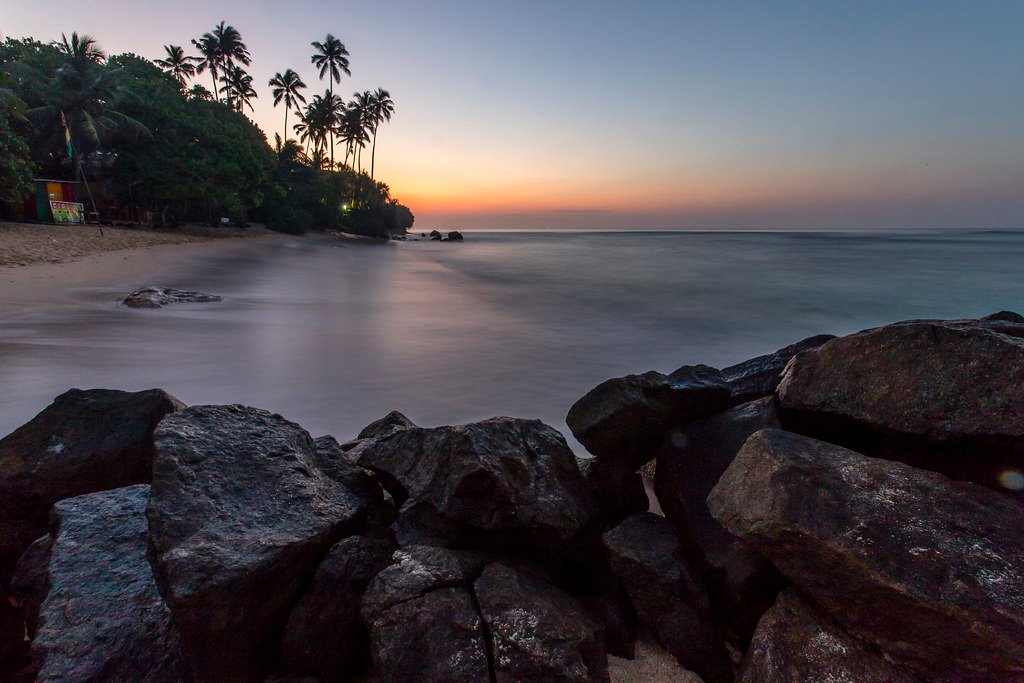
[269,69,307,143]
[54,32,105,64]
[348,91,374,172]
[367,88,394,179]
[191,33,221,102]
[310,34,350,168]
[155,45,198,86]
[211,22,250,109]
[293,108,313,156]
[220,65,257,113]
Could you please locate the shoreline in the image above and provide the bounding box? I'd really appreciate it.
[0,224,286,311]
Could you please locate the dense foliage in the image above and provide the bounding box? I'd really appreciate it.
[0,28,413,236]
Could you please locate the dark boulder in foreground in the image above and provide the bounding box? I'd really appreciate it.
[362,546,491,683]
[654,397,782,641]
[11,534,52,640]
[721,334,835,404]
[740,590,918,683]
[147,405,366,681]
[567,367,731,470]
[475,562,609,682]
[279,535,396,680]
[602,512,731,682]
[123,286,221,308]
[0,387,183,578]
[709,428,1024,681]
[356,417,596,542]
[576,456,648,531]
[777,316,1024,492]
[32,485,188,682]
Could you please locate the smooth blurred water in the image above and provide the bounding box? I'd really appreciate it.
[3,230,1024,450]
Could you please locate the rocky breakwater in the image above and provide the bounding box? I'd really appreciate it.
[0,311,1022,682]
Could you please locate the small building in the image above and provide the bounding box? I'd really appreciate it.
[30,179,83,223]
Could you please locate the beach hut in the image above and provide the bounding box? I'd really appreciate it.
[30,178,83,223]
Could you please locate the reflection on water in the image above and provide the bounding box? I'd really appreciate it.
[2,230,1024,451]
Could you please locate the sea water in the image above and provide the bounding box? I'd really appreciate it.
[2,229,1023,449]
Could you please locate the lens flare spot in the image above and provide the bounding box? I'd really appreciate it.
[998,470,1024,491]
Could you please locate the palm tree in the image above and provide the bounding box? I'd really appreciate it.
[367,88,394,179]
[211,22,250,109]
[191,33,221,102]
[269,69,307,143]
[348,91,375,172]
[54,32,105,64]
[220,65,257,113]
[293,108,313,156]
[155,45,198,86]
[310,34,350,168]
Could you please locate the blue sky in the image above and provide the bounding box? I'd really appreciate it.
[5,0,1023,229]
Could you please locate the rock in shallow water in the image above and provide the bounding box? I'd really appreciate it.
[708,428,1024,682]
[32,485,188,682]
[777,315,1024,493]
[0,387,183,578]
[123,286,221,308]
[146,405,367,681]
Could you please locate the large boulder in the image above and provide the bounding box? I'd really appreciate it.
[601,512,731,682]
[777,316,1024,493]
[567,367,731,470]
[146,405,366,681]
[0,388,184,578]
[721,334,835,403]
[475,562,609,682]
[654,397,782,641]
[31,485,188,682]
[355,418,596,544]
[708,428,1024,681]
[361,546,491,683]
[123,286,221,308]
[739,589,918,683]
[278,535,396,680]
[576,456,648,531]
[357,410,417,440]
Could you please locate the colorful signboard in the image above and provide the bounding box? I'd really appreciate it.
[50,200,85,224]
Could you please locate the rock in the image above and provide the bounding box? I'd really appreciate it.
[577,457,648,531]
[147,405,366,681]
[356,410,417,440]
[776,316,1024,493]
[580,586,637,660]
[0,388,184,578]
[475,562,609,682]
[429,230,441,238]
[355,417,596,544]
[279,535,397,680]
[447,231,464,241]
[982,310,1024,323]
[123,286,221,308]
[602,512,731,682]
[567,367,731,470]
[708,428,1024,682]
[721,334,835,404]
[362,546,491,683]
[654,397,783,642]
[739,589,918,683]
[0,586,27,680]
[32,485,188,682]
[10,535,52,639]
[311,436,397,536]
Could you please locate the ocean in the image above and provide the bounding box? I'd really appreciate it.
[2,229,1023,448]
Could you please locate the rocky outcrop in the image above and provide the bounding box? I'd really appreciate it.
[123,286,221,308]
[567,367,731,470]
[357,410,417,440]
[721,334,835,403]
[602,512,731,682]
[475,562,608,682]
[654,397,782,641]
[776,316,1024,493]
[356,417,596,544]
[447,231,464,241]
[32,485,188,682]
[362,546,491,683]
[146,405,366,681]
[709,428,1024,682]
[278,535,396,680]
[0,388,183,578]
[739,590,919,683]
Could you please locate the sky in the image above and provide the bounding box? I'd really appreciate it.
[4,1,1023,230]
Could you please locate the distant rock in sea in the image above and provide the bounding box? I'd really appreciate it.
[123,286,221,308]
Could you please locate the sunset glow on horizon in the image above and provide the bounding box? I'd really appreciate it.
[5,0,1022,230]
